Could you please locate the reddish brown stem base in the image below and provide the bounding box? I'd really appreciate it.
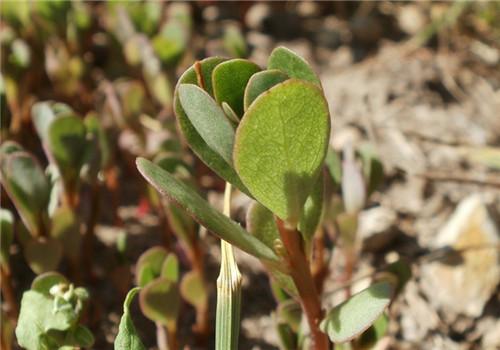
[0,265,18,321]
[276,219,329,350]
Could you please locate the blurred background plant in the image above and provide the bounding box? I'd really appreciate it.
[1,1,499,349]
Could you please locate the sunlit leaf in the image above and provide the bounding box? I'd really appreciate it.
[268,46,320,85]
[212,58,260,116]
[320,282,394,343]
[234,79,330,225]
[178,84,235,165]
[243,69,288,111]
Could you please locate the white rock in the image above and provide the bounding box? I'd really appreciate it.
[420,195,500,318]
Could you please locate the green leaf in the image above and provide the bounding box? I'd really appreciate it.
[246,201,281,249]
[139,277,180,329]
[48,115,88,194]
[358,144,384,197]
[243,69,288,111]
[180,270,207,310]
[165,203,197,247]
[336,212,358,246]
[223,23,247,58]
[246,202,298,297]
[136,158,278,263]
[114,80,145,127]
[277,323,297,350]
[115,287,146,350]
[155,154,193,177]
[135,247,168,287]
[298,172,325,250]
[320,282,394,343]
[84,112,111,172]
[153,24,189,67]
[325,147,342,188]
[212,58,260,116]
[1,151,50,235]
[277,299,302,333]
[174,58,250,195]
[31,272,68,295]
[50,206,80,260]
[179,84,235,164]
[15,290,76,349]
[69,325,95,348]
[0,208,14,266]
[268,47,320,85]
[234,79,330,225]
[152,3,190,66]
[222,102,240,123]
[378,259,412,295]
[161,253,179,282]
[24,237,63,274]
[31,101,73,144]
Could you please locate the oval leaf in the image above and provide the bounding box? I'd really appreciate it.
[178,84,235,164]
[268,47,320,85]
[180,270,207,310]
[320,282,394,343]
[48,115,88,194]
[31,101,73,144]
[298,172,325,251]
[0,208,14,266]
[50,206,80,260]
[139,277,180,328]
[136,158,278,263]
[243,69,288,111]
[1,152,50,234]
[135,247,168,287]
[212,58,260,116]
[31,272,68,295]
[24,237,63,274]
[234,79,330,225]
[161,253,179,282]
[174,58,250,195]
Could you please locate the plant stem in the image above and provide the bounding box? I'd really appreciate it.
[0,265,18,321]
[311,229,329,294]
[215,183,242,350]
[190,241,210,344]
[276,219,329,350]
[83,182,100,281]
[155,322,168,350]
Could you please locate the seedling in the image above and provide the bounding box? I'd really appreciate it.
[131,47,401,349]
[135,247,180,350]
[0,103,107,278]
[15,272,94,350]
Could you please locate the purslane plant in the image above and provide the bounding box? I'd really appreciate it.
[124,47,399,349]
[15,272,94,350]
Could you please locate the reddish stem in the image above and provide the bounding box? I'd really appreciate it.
[0,265,18,321]
[276,219,329,350]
